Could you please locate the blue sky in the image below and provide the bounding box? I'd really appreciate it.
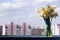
[0,0,60,27]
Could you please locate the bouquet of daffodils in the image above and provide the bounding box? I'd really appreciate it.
[37,4,58,37]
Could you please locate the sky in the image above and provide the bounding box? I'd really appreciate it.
[0,0,60,27]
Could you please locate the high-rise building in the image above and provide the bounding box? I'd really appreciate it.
[2,22,14,35]
[2,24,6,35]
[5,24,10,35]
[23,22,26,35]
[2,22,17,35]
[10,22,14,35]
[26,25,31,35]
[0,26,3,35]
[22,22,32,35]
[52,24,60,35]
[15,24,24,35]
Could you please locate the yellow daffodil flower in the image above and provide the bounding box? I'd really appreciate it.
[37,4,58,18]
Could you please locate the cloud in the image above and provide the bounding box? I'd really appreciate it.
[0,0,30,19]
[0,2,28,10]
[26,8,40,23]
[0,2,17,10]
[13,0,29,8]
[28,13,36,18]
[0,0,29,11]
[33,0,57,6]
[0,11,9,18]
[13,0,27,3]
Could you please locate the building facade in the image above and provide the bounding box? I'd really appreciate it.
[31,27,45,36]
[52,24,60,35]
[2,22,32,35]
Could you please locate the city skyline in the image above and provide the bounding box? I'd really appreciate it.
[1,22,60,36]
[2,22,45,36]
[0,0,60,27]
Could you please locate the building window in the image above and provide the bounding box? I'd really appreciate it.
[29,26,31,29]
[16,25,21,29]
[16,30,21,35]
[28,25,31,29]
[5,30,8,35]
[5,25,8,29]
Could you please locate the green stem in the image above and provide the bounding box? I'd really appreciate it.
[43,17,52,37]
